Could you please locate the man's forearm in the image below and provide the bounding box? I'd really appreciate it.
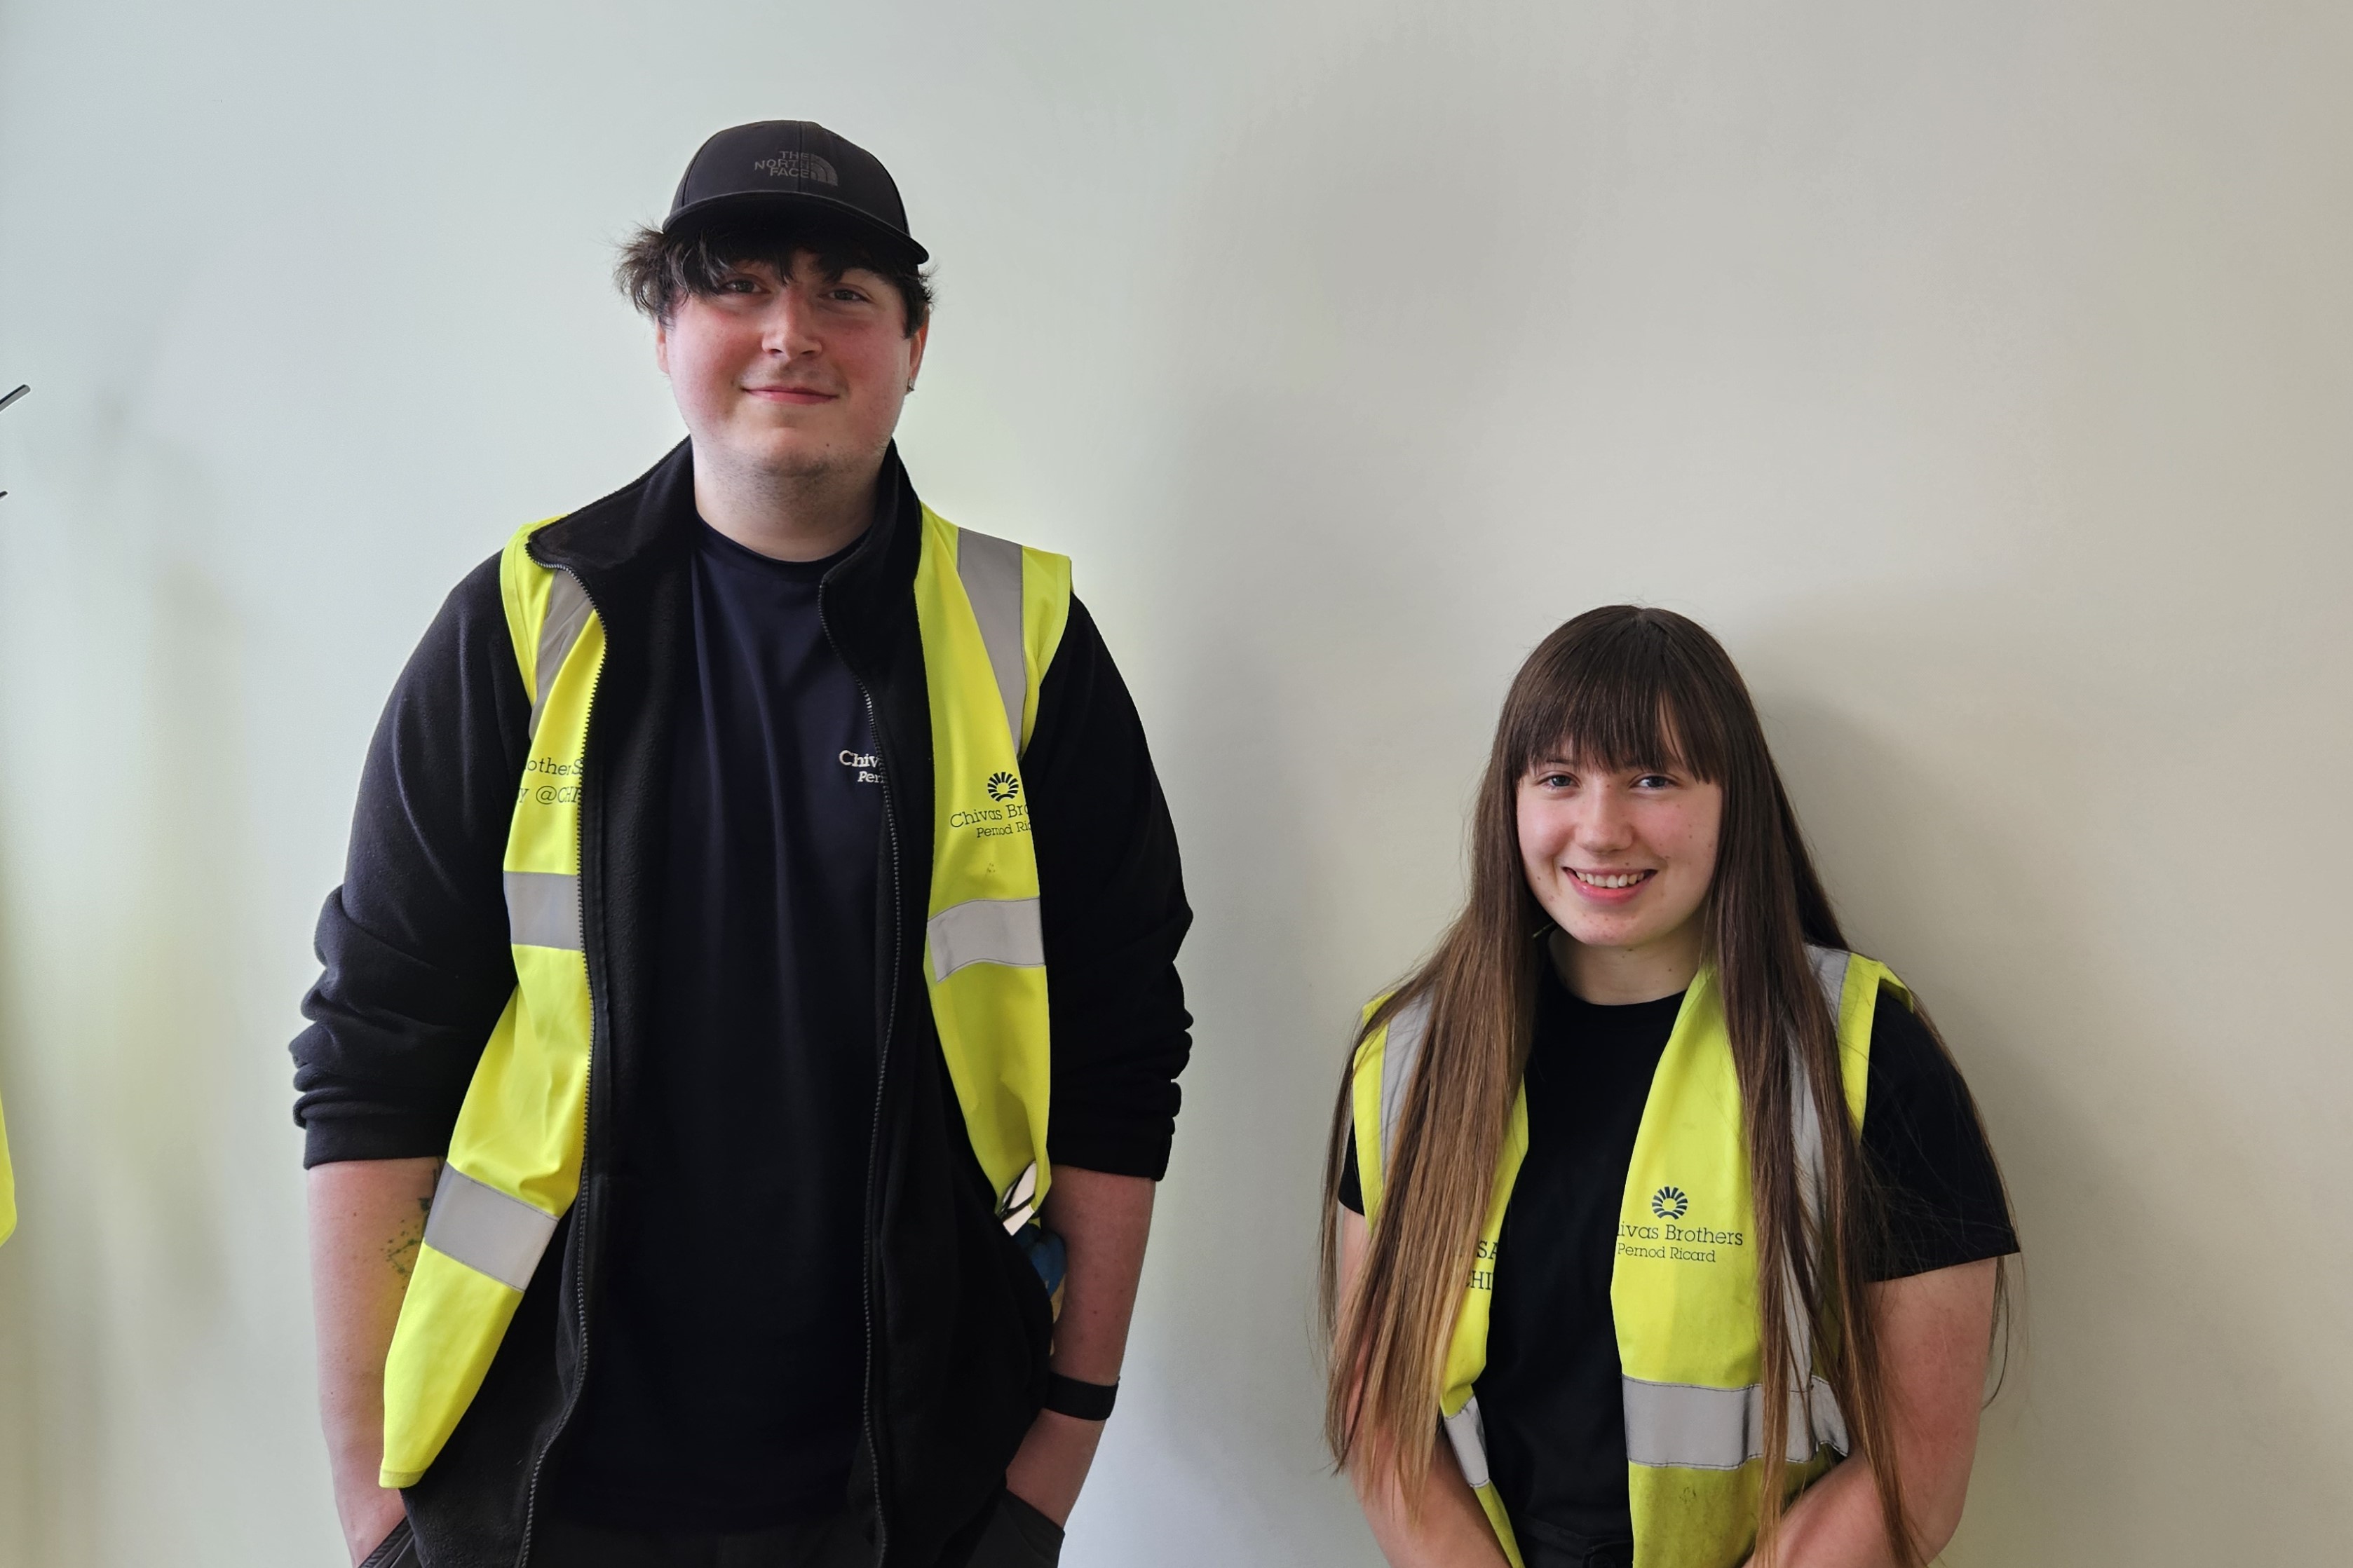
[308,1157,440,1564]
[1002,1164,1155,1525]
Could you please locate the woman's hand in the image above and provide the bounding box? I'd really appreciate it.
[1755,1257,2000,1566]
[1335,1207,1516,1568]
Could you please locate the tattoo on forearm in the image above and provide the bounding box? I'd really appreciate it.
[384,1182,435,1280]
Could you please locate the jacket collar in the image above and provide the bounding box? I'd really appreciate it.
[524,437,695,592]
[820,442,925,681]
[527,436,923,667]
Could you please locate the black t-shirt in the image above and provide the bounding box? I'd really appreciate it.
[1338,962,2016,1548]
[555,524,882,1529]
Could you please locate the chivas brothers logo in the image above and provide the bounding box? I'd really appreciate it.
[949,770,1031,838]
[1618,1183,1747,1264]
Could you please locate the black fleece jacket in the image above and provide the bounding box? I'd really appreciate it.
[290,442,1192,1567]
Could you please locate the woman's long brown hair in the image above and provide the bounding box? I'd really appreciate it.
[1320,606,1960,1565]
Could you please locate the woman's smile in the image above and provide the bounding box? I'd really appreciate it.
[1568,866,1655,897]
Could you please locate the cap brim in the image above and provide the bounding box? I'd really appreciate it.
[664,191,928,266]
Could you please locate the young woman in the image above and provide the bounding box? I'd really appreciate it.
[1322,607,2015,1568]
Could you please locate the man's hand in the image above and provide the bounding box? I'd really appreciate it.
[1001,1166,1155,1526]
[309,1157,440,1564]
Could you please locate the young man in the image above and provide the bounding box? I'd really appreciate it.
[294,121,1191,1568]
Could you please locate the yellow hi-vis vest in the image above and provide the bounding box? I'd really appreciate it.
[1349,948,1903,1568]
[377,506,1071,1489]
[0,1087,15,1246]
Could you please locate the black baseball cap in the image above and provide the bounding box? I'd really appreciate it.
[665,121,927,266]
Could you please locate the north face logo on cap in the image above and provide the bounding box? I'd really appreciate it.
[752,150,839,185]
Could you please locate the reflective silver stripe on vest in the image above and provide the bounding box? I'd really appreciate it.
[1805,945,1852,1030]
[1376,991,1434,1175]
[1443,1395,1493,1489]
[1793,944,1852,1455]
[529,568,595,742]
[1383,996,1505,1487]
[928,896,1044,981]
[1623,1375,1842,1469]
[505,870,583,952]
[1806,1370,1851,1455]
[956,527,1028,751]
[423,1164,560,1292]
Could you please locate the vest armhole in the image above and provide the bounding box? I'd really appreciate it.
[1347,1002,1394,1220]
[1019,546,1073,754]
[1840,961,1911,1133]
[497,519,563,704]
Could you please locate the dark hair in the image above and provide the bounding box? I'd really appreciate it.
[614,215,933,336]
[1321,606,2009,1564]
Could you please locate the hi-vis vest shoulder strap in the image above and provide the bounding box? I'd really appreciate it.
[1349,948,1903,1568]
[378,507,1069,1489]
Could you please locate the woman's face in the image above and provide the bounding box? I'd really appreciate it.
[1517,751,1724,969]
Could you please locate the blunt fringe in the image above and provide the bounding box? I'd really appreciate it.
[1318,605,2009,1566]
[614,217,933,335]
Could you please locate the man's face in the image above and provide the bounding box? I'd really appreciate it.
[655,250,926,483]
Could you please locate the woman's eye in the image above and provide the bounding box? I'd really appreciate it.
[1634,774,1675,789]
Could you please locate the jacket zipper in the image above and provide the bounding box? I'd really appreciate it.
[497,570,896,1563]
[852,677,903,1568]
[824,555,902,1568]
[515,565,606,1568]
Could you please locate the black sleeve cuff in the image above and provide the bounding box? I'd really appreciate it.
[1048,1107,1179,1182]
[301,1109,459,1168]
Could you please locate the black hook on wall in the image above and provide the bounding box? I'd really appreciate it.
[0,383,25,498]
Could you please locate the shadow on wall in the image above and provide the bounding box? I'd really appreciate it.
[102,551,251,1351]
[1085,34,1651,1558]
[1090,395,1513,1565]
[0,405,266,1566]
[1747,595,2347,1565]
[0,838,61,1568]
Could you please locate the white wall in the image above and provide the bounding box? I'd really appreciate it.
[2,2,2349,1562]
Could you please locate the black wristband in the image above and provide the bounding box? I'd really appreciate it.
[1042,1372,1118,1421]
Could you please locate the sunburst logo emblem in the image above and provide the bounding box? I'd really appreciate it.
[1651,1185,1689,1220]
[986,771,1021,803]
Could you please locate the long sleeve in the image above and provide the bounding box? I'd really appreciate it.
[1022,597,1194,1179]
[290,554,533,1166]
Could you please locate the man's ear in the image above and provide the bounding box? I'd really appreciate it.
[904,319,929,383]
[653,319,672,377]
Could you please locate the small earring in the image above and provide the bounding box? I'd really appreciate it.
[905,380,917,393]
